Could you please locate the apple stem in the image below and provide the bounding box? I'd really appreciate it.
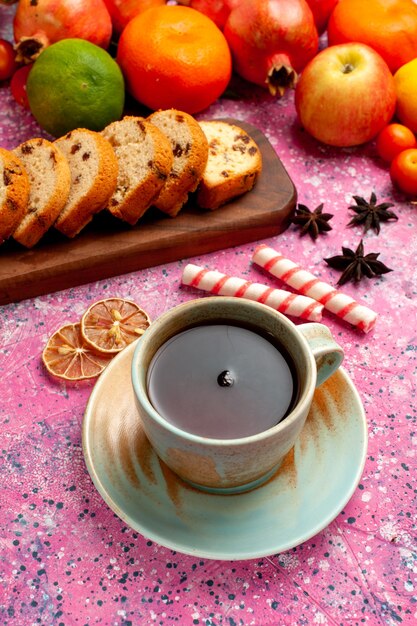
[342,63,355,74]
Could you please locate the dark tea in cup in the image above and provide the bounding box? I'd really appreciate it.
[146,321,299,439]
[131,297,344,493]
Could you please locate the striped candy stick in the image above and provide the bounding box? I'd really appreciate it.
[181,264,324,322]
[252,244,377,333]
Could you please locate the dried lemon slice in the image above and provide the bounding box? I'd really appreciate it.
[80,298,151,354]
[42,323,113,380]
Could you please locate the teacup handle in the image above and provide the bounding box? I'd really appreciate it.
[298,323,344,387]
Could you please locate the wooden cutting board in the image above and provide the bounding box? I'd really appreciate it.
[0,119,296,305]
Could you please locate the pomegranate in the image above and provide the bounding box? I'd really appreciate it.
[223,0,318,96]
[102,0,166,35]
[305,0,339,34]
[13,0,112,63]
[176,0,239,29]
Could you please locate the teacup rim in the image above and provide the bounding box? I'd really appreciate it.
[131,297,317,446]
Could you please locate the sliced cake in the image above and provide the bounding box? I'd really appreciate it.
[101,116,173,225]
[197,121,262,210]
[0,148,29,245]
[13,138,71,248]
[54,129,118,237]
[147,109,209,216]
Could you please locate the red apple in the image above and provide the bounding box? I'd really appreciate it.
[294,42,396,147]
[305,0,339,34]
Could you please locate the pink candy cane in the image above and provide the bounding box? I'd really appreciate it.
[252,244,377,333]
[182,264,324,322]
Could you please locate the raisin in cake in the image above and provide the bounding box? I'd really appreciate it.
[197,121,262,210]
[12,138,71,248]
[102,116,173,225]
[0,148,29,244]
[147,109,209,216]
[54,129,118,237]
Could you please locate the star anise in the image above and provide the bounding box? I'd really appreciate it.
[324,239,393,286]
[291,203,334,240]
[347,192,398,234]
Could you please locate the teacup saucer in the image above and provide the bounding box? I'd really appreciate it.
[83,341,367,561]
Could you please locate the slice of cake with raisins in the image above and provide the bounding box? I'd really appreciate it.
[147,109,209,216]
[54,129,118,237]
[12,138,71,248]
[0,148,29,245]
[197,121,262,210]
[102,116,173,225]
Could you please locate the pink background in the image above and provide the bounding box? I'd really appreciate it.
[1,6,416,625]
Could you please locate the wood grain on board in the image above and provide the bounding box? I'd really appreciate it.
[0,119,297,305]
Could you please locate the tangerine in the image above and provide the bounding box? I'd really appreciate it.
[394,59,417,133]
[116,5,232,114]
[390,148,417,196]
[327,0,417,73]
[27,38,125,137]
[376,124,417,163]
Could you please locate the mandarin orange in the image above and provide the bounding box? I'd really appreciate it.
[394,59,417,133]
[116,5,232,114]
[327,0,417,73]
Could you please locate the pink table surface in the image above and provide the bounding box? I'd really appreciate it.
[1,7,417,626]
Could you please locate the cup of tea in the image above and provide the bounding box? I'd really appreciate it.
[131,297,344,494]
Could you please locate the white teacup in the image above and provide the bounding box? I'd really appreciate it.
[131,297,344,494]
